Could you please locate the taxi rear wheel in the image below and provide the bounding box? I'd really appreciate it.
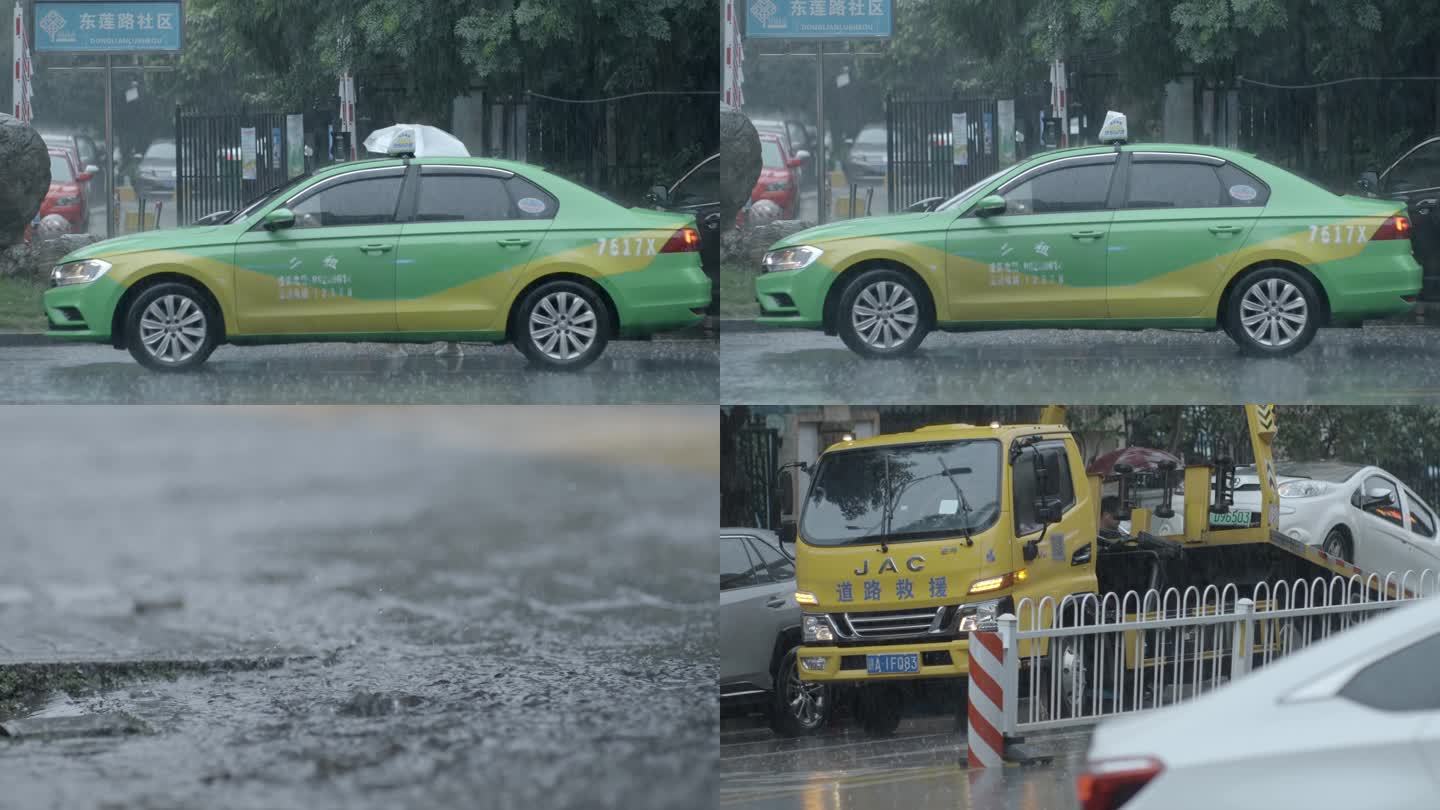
[124,282,219,372]
[514,281,611,371]
[1224,267,1320,357]
[837,269,930,358]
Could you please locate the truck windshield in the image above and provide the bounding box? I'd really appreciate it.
[800,439,1001,546]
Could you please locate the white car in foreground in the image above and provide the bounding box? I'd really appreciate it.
[1079,596,1440,810]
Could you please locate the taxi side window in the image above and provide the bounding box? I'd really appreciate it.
[1001,162,1114,215]
[745,535,795,581]
[1125,161,1226,209]
[720,536,764,591]
[414,172,515,222]
[506,176,559,220]
[1338,631,1440,712]
[1216,164,1270,206]
[1359,476,1404,529]
[288,172,403,228]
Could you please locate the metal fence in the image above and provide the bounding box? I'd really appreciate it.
[997,570,1440,735]
[513,92,717,207]
[175,107,297,225]
[885,93,1051,212]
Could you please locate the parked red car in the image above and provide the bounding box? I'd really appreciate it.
[41,147,91,234]
[750,133,805,219]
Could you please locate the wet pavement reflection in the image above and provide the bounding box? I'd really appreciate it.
[0,339,718,404]
[721,325,1440,404]
[0,406,716,810]
[721,717,1084,810]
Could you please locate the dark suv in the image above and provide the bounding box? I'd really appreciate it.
[1359,136,1440,300]
[650,154,719,313]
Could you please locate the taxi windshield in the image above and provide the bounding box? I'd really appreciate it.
[224,171,318,224]
[934,167,1010,211]
[801,439,1001,546]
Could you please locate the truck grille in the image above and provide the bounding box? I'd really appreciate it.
[837,606,946,640]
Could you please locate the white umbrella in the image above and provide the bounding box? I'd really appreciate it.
[362,124,469,157]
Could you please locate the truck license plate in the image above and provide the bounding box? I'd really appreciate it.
[866,652,920,675]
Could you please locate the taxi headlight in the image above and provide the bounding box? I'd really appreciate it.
[803,614,835,643]
[763,245,823,273]
[50,259,112,287]
[957,598,1003,632]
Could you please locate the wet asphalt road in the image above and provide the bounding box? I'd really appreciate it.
[721,716,1083,810]
[721,324,1440,404]
[0,339,717,404]
[0,406,716,810]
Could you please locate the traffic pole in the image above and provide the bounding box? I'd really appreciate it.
[966,628,1007,767]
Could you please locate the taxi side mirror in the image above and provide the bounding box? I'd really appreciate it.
[263,207,296,230]
[975,194,1006,217]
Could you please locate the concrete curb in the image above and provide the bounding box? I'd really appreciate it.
[0,331,62,347]
[718,318,778,334]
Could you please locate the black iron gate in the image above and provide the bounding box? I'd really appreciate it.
[721,418,781,530]
[175,107,299,225]
[886,93,1051,212]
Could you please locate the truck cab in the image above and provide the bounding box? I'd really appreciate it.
[792,424,1100,723]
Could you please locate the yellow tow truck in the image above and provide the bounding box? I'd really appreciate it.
[791,405,1378,735]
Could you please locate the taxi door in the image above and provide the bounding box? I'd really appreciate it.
[394,166,551,334]
[1105,153,1263,318]
[232,166,405,335]
[944,154,1115,321]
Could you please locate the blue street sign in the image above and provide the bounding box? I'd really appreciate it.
[746,0,892,39]
[33,2,182,53]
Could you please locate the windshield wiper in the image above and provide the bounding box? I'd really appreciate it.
[936,456,975,547]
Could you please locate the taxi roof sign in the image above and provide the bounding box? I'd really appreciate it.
[386,128,417,157]
[1098,110,1127,144]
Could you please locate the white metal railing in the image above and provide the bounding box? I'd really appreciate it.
[995,570,1440,735]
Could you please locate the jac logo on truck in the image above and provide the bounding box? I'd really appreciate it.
[853,555,925,576]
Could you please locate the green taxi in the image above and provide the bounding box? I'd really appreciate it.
[756,142,1420,357]
[45,157,708,371]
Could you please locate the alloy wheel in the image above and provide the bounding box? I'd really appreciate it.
[139,294,207,365]
[1239,279,1307,347]
[529,291,598,361]
[851,281,918,349]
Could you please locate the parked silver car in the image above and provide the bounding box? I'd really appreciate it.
[720,528,830,736]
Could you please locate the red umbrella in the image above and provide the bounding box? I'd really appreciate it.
[1086,447,1182,478]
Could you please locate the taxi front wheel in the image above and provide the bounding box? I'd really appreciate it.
[1224,267,1320,357]
[514,280,611,371]
[124,282,220,372]
[837,269,930,358]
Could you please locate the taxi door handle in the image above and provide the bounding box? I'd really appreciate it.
[359,243,393,254]
[1208,225,1243,235]
[1070,230,1104,240]
[497,238,532,248]
[765,597,787,609]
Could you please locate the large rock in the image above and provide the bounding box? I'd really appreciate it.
[720,109,761,228]
[0,115,51,248]
[0,233,102,281]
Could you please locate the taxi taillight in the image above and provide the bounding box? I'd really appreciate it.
[660,227,701,253]
[1373,215,1411,240]
[1077,757,1164,810]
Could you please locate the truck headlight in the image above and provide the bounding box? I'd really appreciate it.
[50,259,112,287]
[803,614,835,643]
[762,245,823,273]
[957,598,1003,632]
[1278,480,1329,499]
